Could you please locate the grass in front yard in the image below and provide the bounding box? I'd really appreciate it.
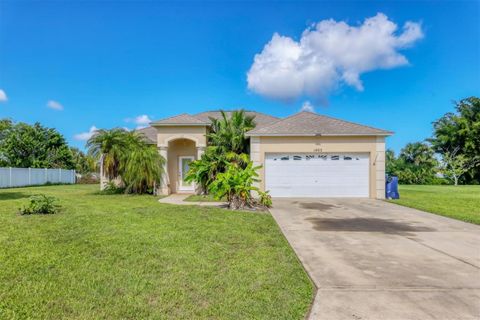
[388,185,480,225]
[184,193,225,202]
[0,185,313,319]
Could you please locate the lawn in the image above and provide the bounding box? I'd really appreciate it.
[184,194,225,202]
[0,185,313,319]
[388,185,480,225]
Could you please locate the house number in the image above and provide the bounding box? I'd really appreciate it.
[313,148,323,152]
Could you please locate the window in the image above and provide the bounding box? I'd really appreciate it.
[293,155,302,160]
[331,155,340,160]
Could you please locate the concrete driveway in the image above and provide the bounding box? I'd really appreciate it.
[270,198,480,320]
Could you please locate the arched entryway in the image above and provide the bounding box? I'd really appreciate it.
[157,135,206,195]
[167,138,196,193]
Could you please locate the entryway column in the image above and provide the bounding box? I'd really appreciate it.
[158,146,170,195]
[195,145,206,194]
[196,145,206,159]
[250,137,261,197]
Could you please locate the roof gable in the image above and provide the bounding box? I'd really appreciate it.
[246,111,392,136]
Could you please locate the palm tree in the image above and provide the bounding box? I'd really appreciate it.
[121,144,164,194]
[87,128,164,194]
[87,128,131,180]
[207,110,255,154]
[186,111,255,193]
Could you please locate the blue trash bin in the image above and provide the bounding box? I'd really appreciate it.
[385,175,400,199]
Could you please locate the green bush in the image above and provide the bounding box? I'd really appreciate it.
[100,181,125,195]
[208,161,261,210]
[19,194,60,215]
[258,191,272,208]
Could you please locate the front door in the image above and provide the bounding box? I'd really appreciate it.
[178,156,195,192]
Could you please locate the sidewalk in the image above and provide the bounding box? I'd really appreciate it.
[158,194,226,207]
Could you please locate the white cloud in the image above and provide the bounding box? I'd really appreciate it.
[300,101,315,112]
[47,100,64,111]
[125,114,153,129]
[247,13,423,103]
[74,126,98,141]
[0,89,7,102]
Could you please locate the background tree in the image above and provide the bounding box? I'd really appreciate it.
[0,120,74,169]
[430,97,480,183]
[70,147,97,174]
[440,147,480,185]
[387,142,438,184]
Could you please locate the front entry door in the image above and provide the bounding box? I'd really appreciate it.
[178,156,195,192]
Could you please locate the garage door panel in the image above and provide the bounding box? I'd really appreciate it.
[265,153,369,197]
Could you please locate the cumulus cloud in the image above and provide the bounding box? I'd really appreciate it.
[47,100,64,111]
[0,89,7,102]
[74,126,98,141]
[247,13,423,103]
[300,101,315,112]
[125,114,153,129]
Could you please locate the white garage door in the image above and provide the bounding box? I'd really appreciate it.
[265,153,370,197]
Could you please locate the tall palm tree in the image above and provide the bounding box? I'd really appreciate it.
[86,128,131,180]
[187,111,256,193]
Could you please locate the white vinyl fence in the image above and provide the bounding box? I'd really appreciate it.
[0,167,76,188]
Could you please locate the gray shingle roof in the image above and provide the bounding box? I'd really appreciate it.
[151,113,209,126]
[194,111,280,128]
[246,111,393,136]
[135,126,157,144]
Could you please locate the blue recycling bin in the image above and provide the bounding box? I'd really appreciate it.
[385,175,400,199]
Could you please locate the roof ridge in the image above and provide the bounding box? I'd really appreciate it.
[247,111,302,133]
[194,109,280,119]
[152,113,209,124]
[306,111,392,133]
[246,110,393,136]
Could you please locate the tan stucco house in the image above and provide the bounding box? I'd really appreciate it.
[137,110,392,199]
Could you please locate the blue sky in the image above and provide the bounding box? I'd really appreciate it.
[0,1,479,152]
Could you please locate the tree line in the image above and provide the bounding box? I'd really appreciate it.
[387,97,480,185]
[0,119,96,174]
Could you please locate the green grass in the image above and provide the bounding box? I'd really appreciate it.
[184,194,225,202]
[388,185,480,225]
[0,185,313,319]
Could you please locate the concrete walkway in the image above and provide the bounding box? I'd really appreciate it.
[270,198,480,320]
[158,193,226,207]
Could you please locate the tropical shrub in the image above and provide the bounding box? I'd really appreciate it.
[258,191,272,208]
[19,194,60,215]
[208,161,261,210]
[101,181,125,194]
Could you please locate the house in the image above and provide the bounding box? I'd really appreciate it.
[137,110,392,199]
